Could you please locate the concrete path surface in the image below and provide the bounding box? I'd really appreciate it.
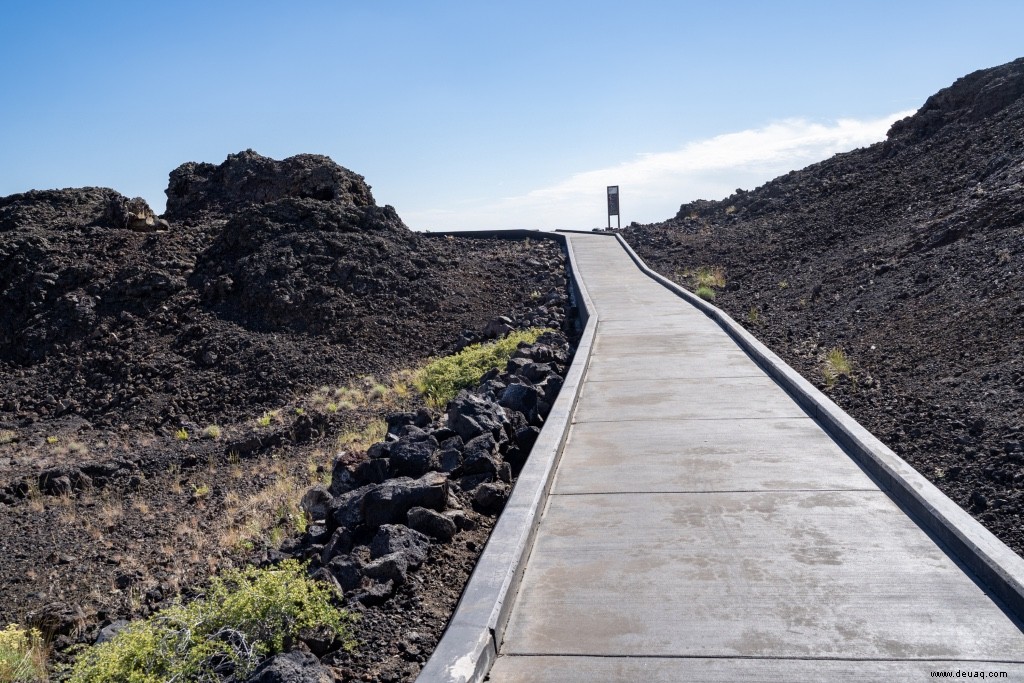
[488,234,1024,680]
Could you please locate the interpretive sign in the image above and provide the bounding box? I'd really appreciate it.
[607,185,620,229]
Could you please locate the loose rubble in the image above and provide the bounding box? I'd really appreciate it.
[279,331,574,680]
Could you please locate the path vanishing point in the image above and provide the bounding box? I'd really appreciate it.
[422,232,1024,681]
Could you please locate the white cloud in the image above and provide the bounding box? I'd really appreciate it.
[404,110,916,231]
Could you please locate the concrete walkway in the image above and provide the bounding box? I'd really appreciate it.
[488,234,1024,680]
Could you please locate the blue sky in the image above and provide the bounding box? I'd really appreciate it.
[2,1,1022,229]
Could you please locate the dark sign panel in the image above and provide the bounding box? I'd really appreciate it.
[607,185,619,216]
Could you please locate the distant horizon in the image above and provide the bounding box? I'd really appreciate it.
[3,107,914,230]
[3,2,1021,230]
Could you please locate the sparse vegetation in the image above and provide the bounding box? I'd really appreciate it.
[201,425,222,440]
[45,436,58,445]
[414,328,548,408]
[0,430,16,446]
[174,429,189,441]
[778,279,789,289]
[747,306,761,325]
[681,266,726,302]
[367,383,390,402]
[693,266,726,290]
[66,561,355,683]
[218,461,315,553]
[695,285,716,301]
[822,347,853,386]
[336,420,387,455]
[0,623,48,682]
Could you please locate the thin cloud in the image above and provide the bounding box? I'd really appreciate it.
[406,110,916,231]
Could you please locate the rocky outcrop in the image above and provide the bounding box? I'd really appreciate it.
[0,188,165,233]
[889,56,1024,141]
[164,149,375,220]
[0,150,570,429]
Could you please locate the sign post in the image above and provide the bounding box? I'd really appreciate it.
[606,185,620,229]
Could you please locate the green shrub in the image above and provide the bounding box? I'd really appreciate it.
[415,328,548,408]
[174,429,189,441]
[695,285,716,301]
[67,561,355,683]
[0,624,48,682]
[201,425,222,440]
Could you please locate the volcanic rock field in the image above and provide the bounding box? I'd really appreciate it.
[1,56,1022,682]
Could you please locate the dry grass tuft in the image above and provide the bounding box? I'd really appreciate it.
[822,347,853,387]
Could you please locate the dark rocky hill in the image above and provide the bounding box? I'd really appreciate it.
[0,151,567,433]
[0,151,571,677]
[624,57,1024,553]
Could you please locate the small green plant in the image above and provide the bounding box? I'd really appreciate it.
[778,280,789,289]
[294,407,305,416]
[66,561,355,683]
[0,623,48,682]
[695,285,716,301]
[687,266,725,302]
[256,413,273,428]
[46,436,58,445]
[693,266,726,290]
[174,429,189,441]
[747,306,761,325]
[201,425,222,440]
[325,401,339,413]
[414,328,548,408]
[822,347,853,387]
[192,483,210,498]
[0,430,16,445]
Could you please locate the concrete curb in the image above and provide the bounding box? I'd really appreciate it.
[612,232,1024,621]
[416,233,598,682]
